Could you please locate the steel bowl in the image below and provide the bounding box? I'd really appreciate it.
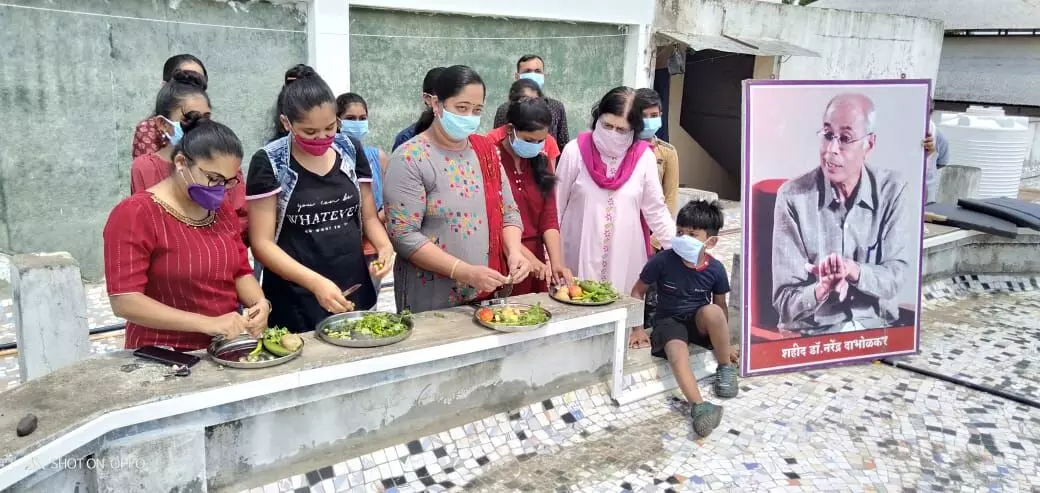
[473,302,552,333]
[316,311,414,348]
[208,334,304,369]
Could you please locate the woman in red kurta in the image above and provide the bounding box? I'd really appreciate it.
[130,70,249,244]
[487,97,574,295]
[105,115,270,351]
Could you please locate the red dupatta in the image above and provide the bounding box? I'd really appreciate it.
[469,134,507,300]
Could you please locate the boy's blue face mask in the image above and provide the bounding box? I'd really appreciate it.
[671,235,705,264]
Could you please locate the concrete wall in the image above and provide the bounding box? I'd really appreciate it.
[937,36,1040,108]
[352,0,654,25]
[207,330,615,491]
[0,0,306,279]
[922,230,1040,284]
[653,0,943,198]
[3,321,621,493]
[655,0,944,81]
[348,7,627,154]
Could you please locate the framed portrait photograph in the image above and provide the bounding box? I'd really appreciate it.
[740,79,930,376]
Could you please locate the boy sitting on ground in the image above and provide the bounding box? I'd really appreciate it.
[629,200,739,438]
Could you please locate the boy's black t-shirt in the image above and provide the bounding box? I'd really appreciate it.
[246,142,376,332]
[639,249,730,320]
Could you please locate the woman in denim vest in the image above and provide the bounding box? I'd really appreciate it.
[246,65,394,333]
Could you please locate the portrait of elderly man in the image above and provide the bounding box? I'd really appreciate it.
[771,93,914,334]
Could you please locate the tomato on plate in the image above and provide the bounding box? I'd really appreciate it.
[477,307,494,322]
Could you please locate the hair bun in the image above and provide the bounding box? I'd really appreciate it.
[180,111,212,134]
[284,64,318,86]
[170,69,208,91]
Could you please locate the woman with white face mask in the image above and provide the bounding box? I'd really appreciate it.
[555,87,677,295]
[383,65,533,313]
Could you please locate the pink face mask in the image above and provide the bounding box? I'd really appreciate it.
[293,133,335,156]
[592,119,634,158]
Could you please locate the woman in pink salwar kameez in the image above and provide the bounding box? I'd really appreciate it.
[555,87,676,294]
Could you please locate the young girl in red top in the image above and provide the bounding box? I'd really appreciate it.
[132,54,208,159]
[105,115,270,351]
[486,97,573,295]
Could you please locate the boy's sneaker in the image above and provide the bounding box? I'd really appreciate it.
[691,402,723,438]
[714,364,739,398]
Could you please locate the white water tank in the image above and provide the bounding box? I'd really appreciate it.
[938,106,1031,199]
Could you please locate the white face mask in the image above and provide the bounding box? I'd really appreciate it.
[671,235,705,264]
[592,119,634,158]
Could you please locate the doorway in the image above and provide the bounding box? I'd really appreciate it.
[677,49,755,199]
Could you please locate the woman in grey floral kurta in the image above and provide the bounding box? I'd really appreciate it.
[383,65,531,313]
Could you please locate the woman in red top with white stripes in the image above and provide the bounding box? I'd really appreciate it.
[130,70,249,244]
[104,115,270,351]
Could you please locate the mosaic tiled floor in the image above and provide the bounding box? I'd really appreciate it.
[243,364,1040,493]
[236,282,1040,493]
[911,275,1040,404]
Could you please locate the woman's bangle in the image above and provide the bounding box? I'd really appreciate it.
[449,259,461,280]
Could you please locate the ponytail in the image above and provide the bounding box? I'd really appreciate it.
[153,70,209,119]
[268,64,334,142]
[413,108,436,135]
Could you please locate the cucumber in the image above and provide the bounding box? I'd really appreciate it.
[263,338,293,357]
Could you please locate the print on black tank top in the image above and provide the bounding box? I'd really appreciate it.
[263,154,377,333]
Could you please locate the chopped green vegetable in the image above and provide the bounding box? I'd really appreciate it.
[325,311,411,339]
[262,326,294,356]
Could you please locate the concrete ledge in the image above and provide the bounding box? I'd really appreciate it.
[921,228,1040,283]
[11,252,90,382]
[0,294,641,492]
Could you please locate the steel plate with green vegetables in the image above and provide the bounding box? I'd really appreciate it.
[551,280,620,305]
[208,326,304,369]
[317,311,414,348]
[474,302,552,332]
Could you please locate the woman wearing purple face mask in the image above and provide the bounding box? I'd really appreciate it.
[555,86,676,295]
[104,115,269,351]
[246,65,394,334]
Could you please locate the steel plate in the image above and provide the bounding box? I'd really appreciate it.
[473,303,552,333]
[316,311,414,348]
[208,334,303,369]
[549,291,619,306]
